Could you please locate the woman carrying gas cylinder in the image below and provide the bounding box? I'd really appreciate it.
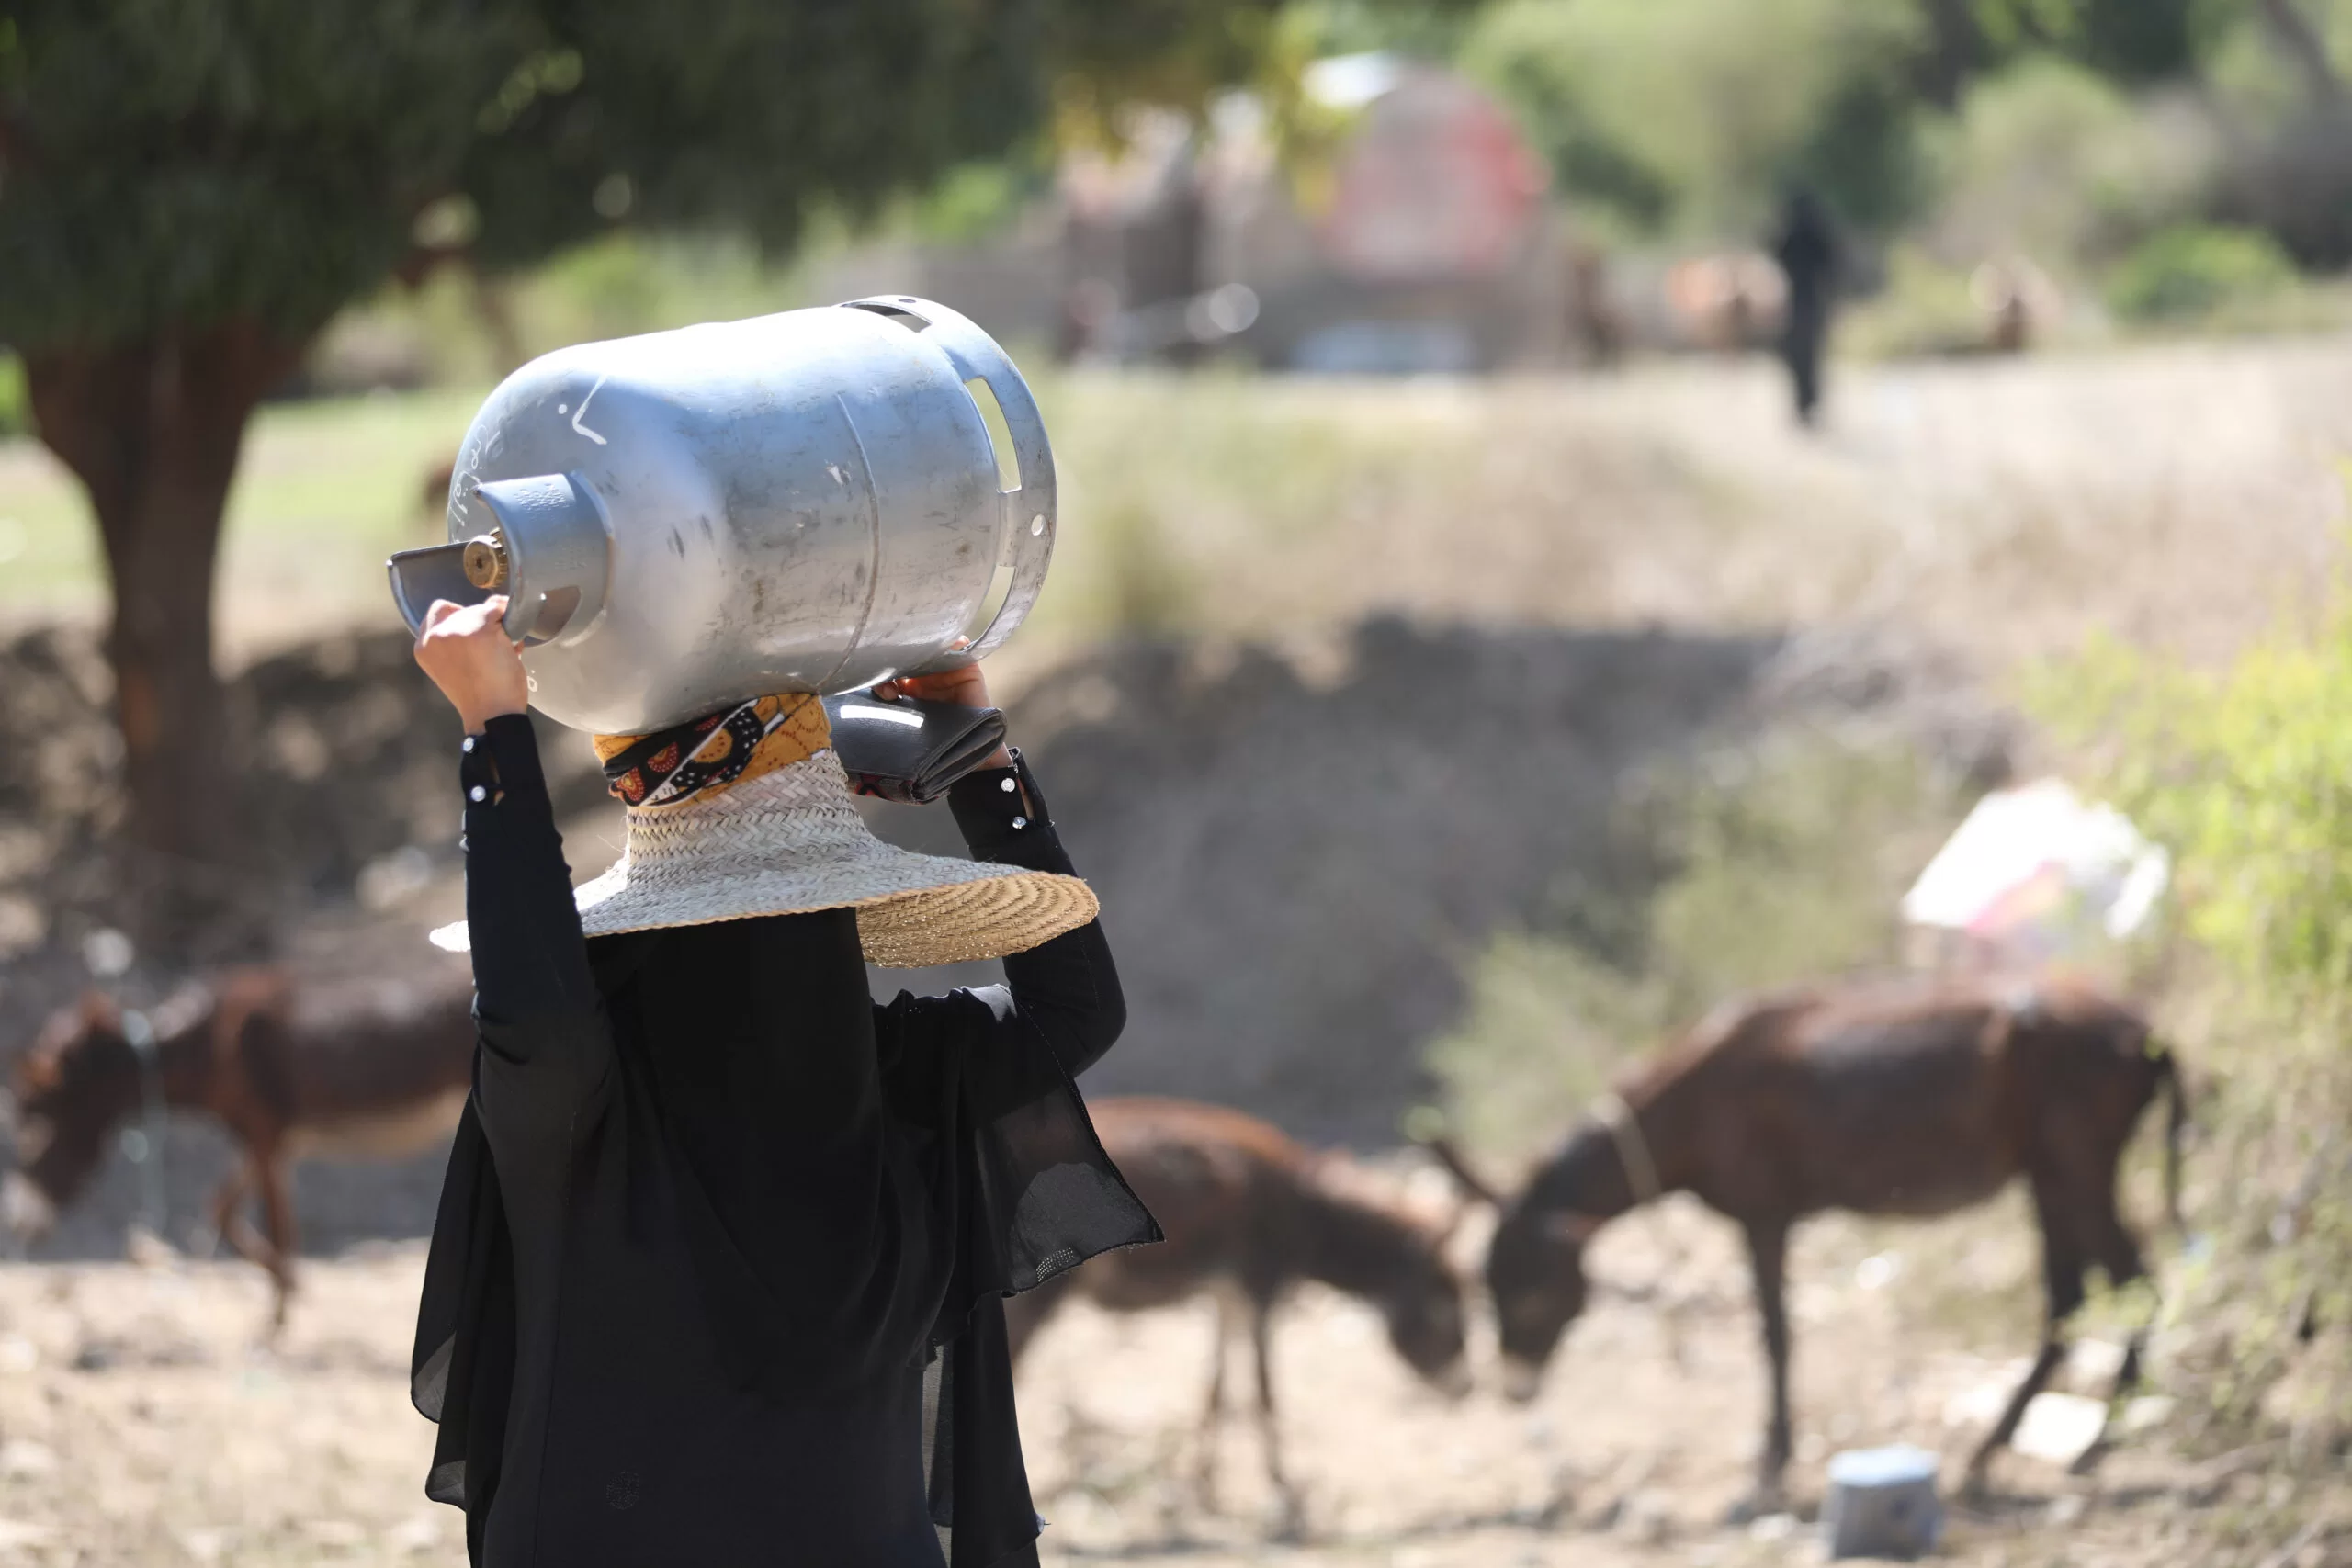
[408,592,1156,1567]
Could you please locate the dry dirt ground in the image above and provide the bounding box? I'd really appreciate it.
[0,1190,2296,1568]
[5,345,2350,1563]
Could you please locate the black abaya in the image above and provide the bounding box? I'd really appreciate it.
[412,716,1158,1566]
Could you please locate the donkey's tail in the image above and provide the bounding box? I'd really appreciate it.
[2150,1042,2187,1235]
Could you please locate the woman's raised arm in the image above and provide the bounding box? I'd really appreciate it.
[416,599,615,1135]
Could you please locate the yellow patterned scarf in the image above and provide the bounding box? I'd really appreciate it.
[593,694,830,809]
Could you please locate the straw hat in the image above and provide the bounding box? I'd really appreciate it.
[430,698,1097,967]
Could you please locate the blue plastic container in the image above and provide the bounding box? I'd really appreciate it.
[1821,1444,1943,1560]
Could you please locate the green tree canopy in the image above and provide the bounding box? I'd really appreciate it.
[1454,0,2324,243]
[0,0,1277,943]
[1460,0,1938,237]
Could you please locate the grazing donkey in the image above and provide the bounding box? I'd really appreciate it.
[6,971,476,1327]
[1430,976,2183,1508]
[1005,1097,1471,1517]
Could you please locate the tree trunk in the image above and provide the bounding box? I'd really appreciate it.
[2260,0,2346,107]
[24,320,306,951]
[1913,0,1985,110]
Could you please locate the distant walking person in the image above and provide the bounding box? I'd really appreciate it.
[1770,187,1842,426]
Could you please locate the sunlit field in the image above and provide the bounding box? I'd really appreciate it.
[6,340,2346,680]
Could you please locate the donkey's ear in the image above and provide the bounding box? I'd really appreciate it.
[150,980,217,1043]
[1544,1211,1607,1246]
[1419,1135,1504,1208]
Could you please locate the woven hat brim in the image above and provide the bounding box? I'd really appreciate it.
[430,856,1096,968]
[427,748,1099,966]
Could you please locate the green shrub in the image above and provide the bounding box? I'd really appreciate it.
[0,353,28,438]
[1923,53,2216,275]
[1840,244,2000,358]
[2105,224,2298,324]
[1424,731,1957,1156]
[309,233,814,392]
[1459,0,1935,237]
[1423,931,1666,1159]
[911,159,1046,246]
[2036,617,2352,1027]
[2033,608,2352,1449]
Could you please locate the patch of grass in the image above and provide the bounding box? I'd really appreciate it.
[1023,367,1398,643]
[2106,225,2299,327]
[1426,729,1962,1159]
[1423,931,1668,1158]
[1644,734,1957,1017]
[0,352,27,437]
[0,437,100,615]
[1016,362,1787,656]
[0,387,482,655]
[2033,607,2352,1452]
[311,232,819,389]
[1840,246,1997,360]
[6,342,2346,680]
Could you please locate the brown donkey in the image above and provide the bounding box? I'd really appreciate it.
[1431,976,2183,1509]
[1005,1097,1471,1517]
[6,970,476,1327]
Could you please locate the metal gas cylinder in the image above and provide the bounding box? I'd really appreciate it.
[387,296,1054,735]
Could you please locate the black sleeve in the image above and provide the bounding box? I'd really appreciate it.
[948,750,1125,1076]
[874,750,1125,1122]
[459,715,615,1143]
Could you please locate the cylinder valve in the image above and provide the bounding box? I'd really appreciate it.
[461,535,509,590]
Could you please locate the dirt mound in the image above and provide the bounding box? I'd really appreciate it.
[1018,623,1770,1143]
[0,626,603,1002]
[872,617,2007,1144]
[0,627,598,1258]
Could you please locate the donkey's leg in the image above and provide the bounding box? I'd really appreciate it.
[1729,1220,1794,1521]
[1193,1292,1232,1510]
[2067,1180,2157,1476]
[207,1159,253,1261]
[211,1154,275,1274]
[1966,1176,2086,1495]
[1250,1297,1304,1538]
[1967,1339,2066,1492]
[254,1148,300,1335]
[2093,1192,2153,1398]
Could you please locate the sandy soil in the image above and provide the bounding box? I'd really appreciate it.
[0,1192,2280,1568]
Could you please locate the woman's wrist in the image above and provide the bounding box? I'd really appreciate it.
[461,702,530,735]
[461,710,553,815]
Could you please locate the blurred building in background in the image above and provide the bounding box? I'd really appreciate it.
[820,54,1574,374]
[1072,54,1566,372]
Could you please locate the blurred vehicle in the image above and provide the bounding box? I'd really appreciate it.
[1061,55,1566,372]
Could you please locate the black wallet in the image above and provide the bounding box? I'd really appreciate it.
[821,692,1008,805]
